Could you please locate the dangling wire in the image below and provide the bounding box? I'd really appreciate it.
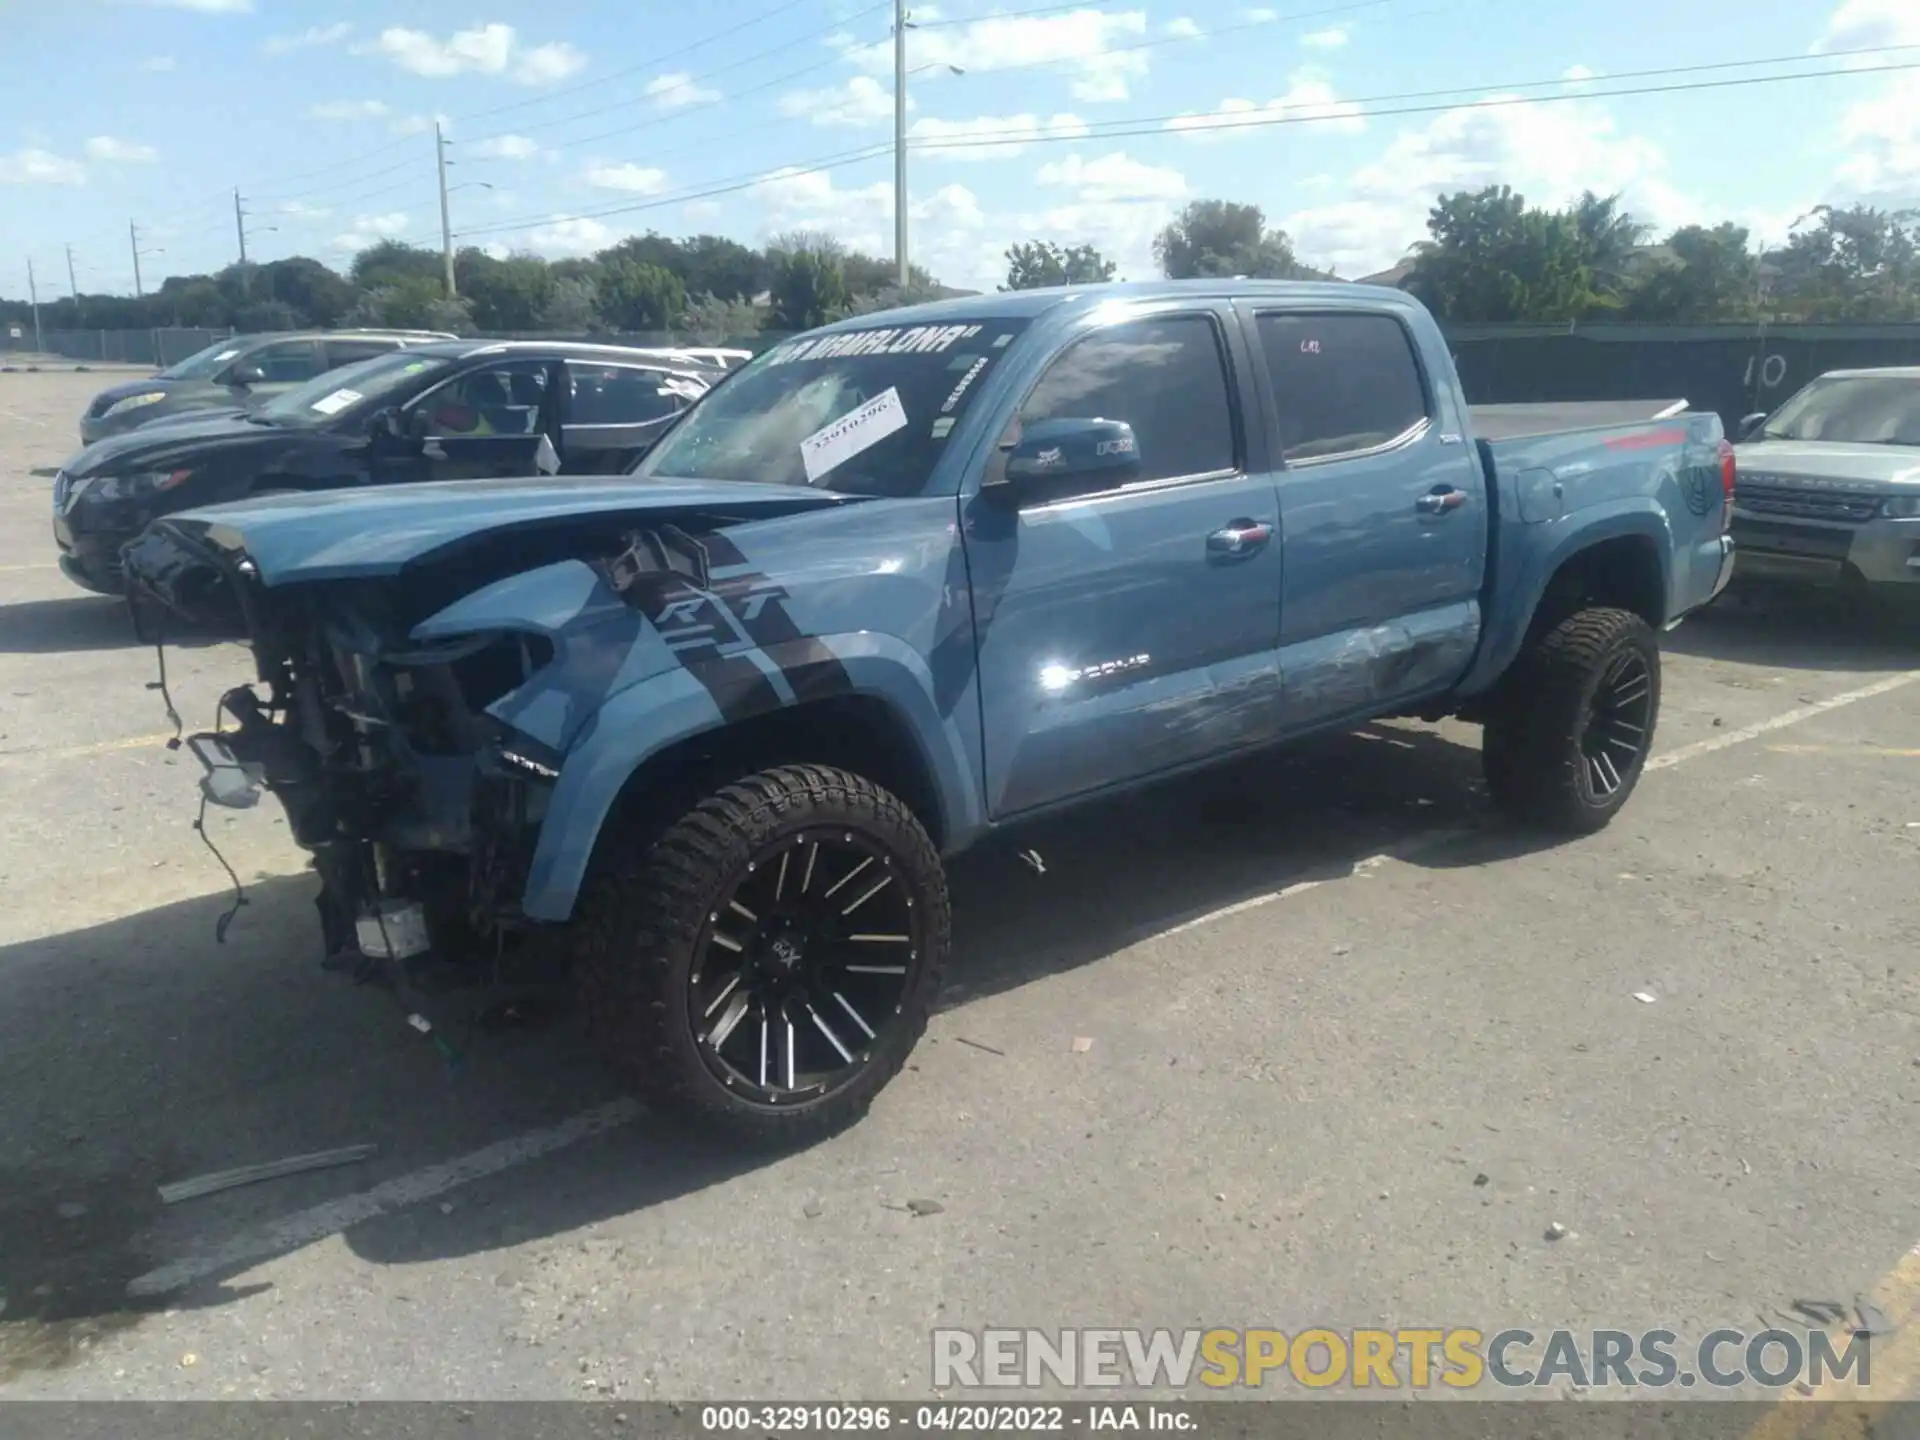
[146,630,183,750]
[195,693,249,942]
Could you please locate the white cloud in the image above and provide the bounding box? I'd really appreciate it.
[755,166,998,288]
[843,8,1151,104]
[1165,17,1202,38]
[472,134,541,160]
[330,213,411,252]
[1301,26,1348,48]
[265,22,350,55]
[1835,71,1920,200]
[1278,94,1697,278]
[280,200,333,220]
[1813,0,1920,52]
[309,99,390,122]
[645,72,722,111]
[526,217,618,257]
[388,113,441,137]
[682,199,724,222]
[370,24,585,86]
[136,0,251,11]
[1563,63,1599,81]
[911,112,1090,160]
[1242,6,1278,20]
[780,76,897,127]
[0,148,85,185]
[583,162,669,193]
[85,136,159,163]
[1036,150,1189,202]
[1167,71,1365,141]
[137,55,176,71]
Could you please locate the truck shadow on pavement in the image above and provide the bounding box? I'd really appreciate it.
[0,596,223,656]
[1670,589,1920,673]
[0,721,1547,1384]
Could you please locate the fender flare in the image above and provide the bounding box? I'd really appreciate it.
[519,630,984,922]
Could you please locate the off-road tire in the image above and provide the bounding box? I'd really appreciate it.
[1482,606,1661,834]
[574,763,950,1148]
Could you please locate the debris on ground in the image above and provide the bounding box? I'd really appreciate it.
[1018,849,1046,875]
[1070,1036,1093,1053]
[1473,1173,1490,1187]
[802,1200,824,1220]
[158,1143,377,1204]
[1854,1298,1895,1337]
[1632,991,1658,1004]
[1333,944,1352,956]
[905,1199,945,1218]
[179,1353,198,1368]
[955,1037,1006,1057]
[1544,1221,1568,1241]
[1791,1299,1850,1327]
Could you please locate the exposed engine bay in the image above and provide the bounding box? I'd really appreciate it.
[119,492,839,1017]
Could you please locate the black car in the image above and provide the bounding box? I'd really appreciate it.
[54,340,720,595]
[77,329,457,445]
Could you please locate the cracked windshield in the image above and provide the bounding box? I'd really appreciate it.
[2,0,1918,1433]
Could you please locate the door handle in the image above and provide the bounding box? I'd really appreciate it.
[1416,487,1469,515]
[1206,519,1272,559]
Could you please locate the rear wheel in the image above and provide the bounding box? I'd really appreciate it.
[1483,606,1660,833]
[574,764,949,1147]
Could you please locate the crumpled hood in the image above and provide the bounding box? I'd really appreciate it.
[68,409,277,477]
[161,475,866,586]
[1734,438,1920,487]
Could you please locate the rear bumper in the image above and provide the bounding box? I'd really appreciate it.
[1730,512,1920,589]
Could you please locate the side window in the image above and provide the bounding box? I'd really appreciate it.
[324,339,397,369]
[1015,314,1237,485]
[248,340,323,384]
[567,365,688,427]
[417,361,551,438]
[1255,313,1429,462]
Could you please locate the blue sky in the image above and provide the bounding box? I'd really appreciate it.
[3,0,1916,300]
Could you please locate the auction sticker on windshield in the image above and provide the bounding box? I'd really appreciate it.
[309,388,362,416]
[765,323,985,366]
[800,387,908,483]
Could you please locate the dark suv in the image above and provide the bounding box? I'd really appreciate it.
[55,339,721,594]
[77,329,456,444]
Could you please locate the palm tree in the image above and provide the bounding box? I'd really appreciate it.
[1571,191,1650,305]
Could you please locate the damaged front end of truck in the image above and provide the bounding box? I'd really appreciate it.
[119,481,858,1002]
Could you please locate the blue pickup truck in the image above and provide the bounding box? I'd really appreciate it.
[120,281,1737,1145]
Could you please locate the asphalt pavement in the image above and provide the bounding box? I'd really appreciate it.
[2,370,1918,1407]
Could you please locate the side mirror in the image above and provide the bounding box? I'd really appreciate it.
[227,362,266,388]
[987,418,1141,503]
[1737,412,1769,442]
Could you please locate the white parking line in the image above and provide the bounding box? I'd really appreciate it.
[127,1099,642,1298]
[122,667,1920,1300]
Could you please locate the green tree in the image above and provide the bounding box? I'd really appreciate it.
[1624,224,1760,322]
[458,251,558,331]
[540,275,602,332]
[1570,190,1649,308]
[349,240,444,291]
[1153,200,1311,279]
[596,257,686,331]
[350,277,472,331]
[677,234,766,302]
[1002,240,1118,290]
[680,292,763,344]
[766,248,850,332]
[1764,204,1920,321]
[1405,185,1599,322]
[259,256,357,326]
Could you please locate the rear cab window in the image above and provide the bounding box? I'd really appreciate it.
[324,339,402,369]
[1254,312,1430,463]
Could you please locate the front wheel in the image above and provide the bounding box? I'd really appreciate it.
[574,764,950,1147]
[1482,606,1661,833]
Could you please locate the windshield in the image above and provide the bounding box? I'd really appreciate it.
[256,351,453,429]
[159,337,249,380]
[636,318,1033,496]
[1759,375,1920,446]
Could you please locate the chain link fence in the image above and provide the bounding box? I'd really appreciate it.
[0,326,237,367]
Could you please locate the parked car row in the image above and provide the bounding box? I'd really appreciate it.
[55,337,740,594]
[112,280,1741,1146]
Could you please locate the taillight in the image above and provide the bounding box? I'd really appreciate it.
[1717,439,1736,531]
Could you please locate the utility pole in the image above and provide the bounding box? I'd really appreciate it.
[26,258,44,351]
[893,0,909,291]
[130,220,145,298]
[65,243,81,327]
[436,121,457,297]
[234,187,248,264]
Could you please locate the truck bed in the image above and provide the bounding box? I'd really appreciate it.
[1467,399,1692,441]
